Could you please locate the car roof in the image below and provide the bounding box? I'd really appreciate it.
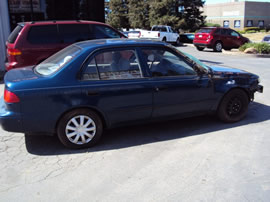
[75,38,167,50]
[18,20,107,26]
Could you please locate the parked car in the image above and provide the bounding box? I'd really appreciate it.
[262,35,270,44]
[180,33,194,44]
[127,30,141,39]
[0,39,263,149]
[193,27,249,52]
[5,20,125,71]
[140,25,180,45]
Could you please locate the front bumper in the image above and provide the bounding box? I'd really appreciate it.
[256,84,263,93]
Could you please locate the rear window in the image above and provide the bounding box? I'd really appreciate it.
[7,25,23,43]
[27,25,59,44]
[152,27,167,32]
[58,24,92,43]
[197,28,213,33]
[34,45,81,76]
[93,25,121,39]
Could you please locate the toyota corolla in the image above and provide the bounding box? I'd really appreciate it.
[0,39,263,149]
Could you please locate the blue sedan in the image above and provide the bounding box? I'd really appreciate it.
[0,39,263,149]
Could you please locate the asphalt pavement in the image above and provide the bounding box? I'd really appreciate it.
[0,46,270,201]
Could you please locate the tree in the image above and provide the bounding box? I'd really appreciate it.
[149,0,180,28]
[177,0,206,31]
[107,0,129,30]
[128,0,150,29]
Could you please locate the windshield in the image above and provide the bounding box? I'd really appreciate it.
[169,45,210,72]
[35,45,82,76]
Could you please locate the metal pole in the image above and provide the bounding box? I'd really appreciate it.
[30,0,34,21]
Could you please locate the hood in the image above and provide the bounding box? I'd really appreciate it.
[210,66,249,75]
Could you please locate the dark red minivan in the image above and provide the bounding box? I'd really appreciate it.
[6,20,125,71]
[193,27,249,52]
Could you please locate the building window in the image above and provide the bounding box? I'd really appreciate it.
[223,20,229,28]
[247,20,253,27]
[234,20,241,28]
[258,20,264,28]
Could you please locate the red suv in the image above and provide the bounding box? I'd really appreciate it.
[6,20,125,71]
[193,27,249,52]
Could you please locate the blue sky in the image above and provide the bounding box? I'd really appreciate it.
[205,0,270,4]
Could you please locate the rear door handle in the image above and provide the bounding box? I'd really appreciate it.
[155,86,169,92]
[86,91,99,96]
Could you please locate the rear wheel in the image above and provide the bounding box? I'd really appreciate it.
[214,41,223,52]
[57,109,103,149]
[217,89,249,123]
[162,37,167,42]
[196,46,205,51]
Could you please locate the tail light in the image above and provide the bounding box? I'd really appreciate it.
[158,32,160,37]
[7,48,22,56]
[4,89,20,103]
[207,35,213,40]
[138,31,141,38]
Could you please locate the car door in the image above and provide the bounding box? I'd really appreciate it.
[79,47,153,126]
[140,47,215,118]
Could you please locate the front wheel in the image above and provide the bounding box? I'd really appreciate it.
[174,37,181,46]
[217,89,249,123]
[57,109,103,149]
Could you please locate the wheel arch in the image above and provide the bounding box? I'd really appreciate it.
[216,87,251,111]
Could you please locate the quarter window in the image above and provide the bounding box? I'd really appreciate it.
[82,49,142,80]
[141,48,196,77]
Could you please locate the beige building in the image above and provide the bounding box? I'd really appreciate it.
[203,1,270,30]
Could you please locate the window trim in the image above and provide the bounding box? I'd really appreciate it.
[140,46,198,78]
[80,47,144,81]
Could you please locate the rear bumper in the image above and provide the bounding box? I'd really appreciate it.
[193,42,213,49]
[0,98,23,132]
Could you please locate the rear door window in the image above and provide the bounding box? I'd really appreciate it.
[93,25,121,39]
[27,25,59,44]
[58,24,92,43]
[7,25,23,43]
[197,28,213,33]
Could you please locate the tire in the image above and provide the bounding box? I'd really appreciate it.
[196,46,205,51]
[57,109,103,149]
[217,89,249,123]
[174,37,181,46]
[162,37,167,42]
[213,41,223,52]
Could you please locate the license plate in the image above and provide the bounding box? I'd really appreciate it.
[199,35,202,38]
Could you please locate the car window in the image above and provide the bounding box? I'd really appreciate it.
[27,25,59,44]
[263,36,270,42]
[58,24,91,43]
[221,29,227,35]
[35,45,81,76]
[82,49,142,80]
[197,28,213,33]
[7,25,23,43]
[93,25,121,39]
[141,48,196,77]
[231,31,239,37]
[214,28,221,34]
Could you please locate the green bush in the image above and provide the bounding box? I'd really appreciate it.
[244,27,260,32]
[239,42,270,54]
[238,30,246,34]
[204,23,221,27]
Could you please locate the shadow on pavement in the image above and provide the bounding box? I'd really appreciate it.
[25,102,270,156]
